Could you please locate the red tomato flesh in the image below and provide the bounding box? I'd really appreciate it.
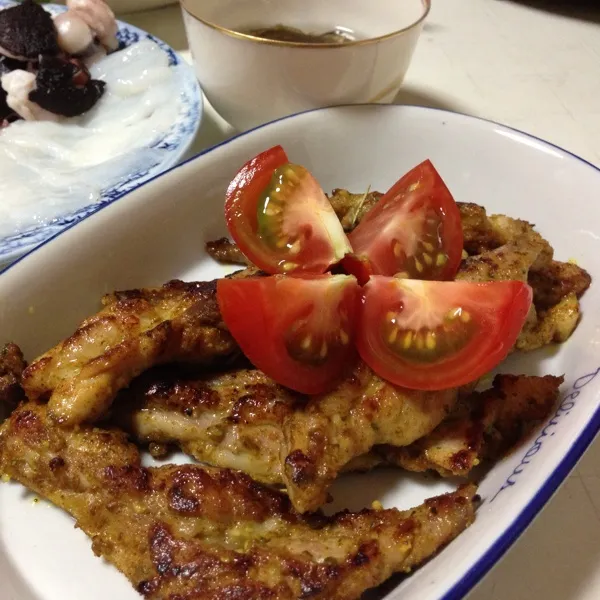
[357,276,533,390]
[225,146,352,275]
[217,274,361,394]
[347,160,463,281]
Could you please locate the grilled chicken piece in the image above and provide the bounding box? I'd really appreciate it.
[0,343,26,411]
[456,219,552,283]
[117,361,459,513]
[377,373,563,477]
[328,189,383,231]
[206,237,251,266]
[528,260,592,309]
[206,238,246,266]
[21,280,238,426]
[516,293,581,351]
[206,193,590,348]
[455,214,589,349]
[0,402,478,600]
[119,368,561,500]
[458,202,506,255]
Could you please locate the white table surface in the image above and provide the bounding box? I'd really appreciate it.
[123,2,600,598]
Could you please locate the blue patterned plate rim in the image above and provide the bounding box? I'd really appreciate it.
[0,0,203,266]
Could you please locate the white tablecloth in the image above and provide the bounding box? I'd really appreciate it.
[124,2,600,598]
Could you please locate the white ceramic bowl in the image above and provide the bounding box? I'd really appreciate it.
[1,105,599,600]
[181,0,429,130]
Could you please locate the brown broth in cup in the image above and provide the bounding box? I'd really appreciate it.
[244,25,356,44]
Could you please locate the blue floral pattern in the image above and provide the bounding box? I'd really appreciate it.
[0,1,203,266]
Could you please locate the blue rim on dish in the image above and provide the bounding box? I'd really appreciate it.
[0,0,203,266]
[2,103,599,600]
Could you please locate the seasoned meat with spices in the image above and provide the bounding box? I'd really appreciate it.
[21,280,238,426]
[206,237,251,266]
[118,367,561,504]
[0,402,478,600]
[376,373,563,477]
[0,343,26,411]
[206,191,590,353]
[117,361,459,513]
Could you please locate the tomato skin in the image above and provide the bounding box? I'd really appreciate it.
[225,145,289,267]
[357,276,533,390]
[224,147,352,275]
[217,274,361,394]
[347,160,463,281]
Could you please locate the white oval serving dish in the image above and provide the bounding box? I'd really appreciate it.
[0,104,599,600]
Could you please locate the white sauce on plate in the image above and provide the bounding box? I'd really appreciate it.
[0,39,180,238]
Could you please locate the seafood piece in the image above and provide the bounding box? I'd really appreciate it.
[0,56,20,122]
[67,0,119,51]
[0,0,59,61]
[0,402,478,600]
[53,12,94,56]
[1,70,60,122]
[29,56,105,118]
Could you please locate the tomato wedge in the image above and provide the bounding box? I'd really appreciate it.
[217,274,360,394]
[346,160,463,281]
[224,146,352,275]
[357,276,532,390]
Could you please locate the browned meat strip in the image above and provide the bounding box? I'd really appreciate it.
[206,237,251,265]
[328,189,383,231]
[458,202,506,255]
[528,260,592,309]
[0,402,478,600]
[377,373,563,477]
[21,280,238,426]
[116,361,460,513]
[0,342,26,410]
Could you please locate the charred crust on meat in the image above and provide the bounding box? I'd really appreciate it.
[104,465,150,493]
[167,465,293,521]
[285,450,317,485]
[230,384,303,424]
[205,238,250,266]
[164,279,219,297]
[394,518,416,538]
[0,1,59,60]
[449,449,473,472]
[48,456,65,471]
[150,524,175,576]
[144,379,221,414]
[350,540,380,567]
[12,409,45,442]
[136,579,157,596]
[284,559,341,598]
[0,342,27,408]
